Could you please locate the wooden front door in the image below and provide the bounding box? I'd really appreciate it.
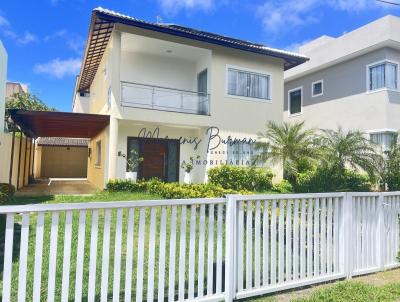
[141,141,167,180]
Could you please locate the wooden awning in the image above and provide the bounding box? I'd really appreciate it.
[9,110,110,138]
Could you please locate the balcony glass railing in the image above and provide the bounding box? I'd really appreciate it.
[121,81,210,115]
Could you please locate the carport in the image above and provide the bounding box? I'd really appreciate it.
[8,109,110,193]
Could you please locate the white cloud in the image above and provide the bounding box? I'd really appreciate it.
[158,0,215,15]
[0,15,9,27]
[45,30,85,54]
[328,0,373,11]
[0,13,38,45]
[34,58,81,78]
[44,29,67,41]
[257,0,391,33]
[284,39,311,53]
[16,31,38,45]
[257,0,320,33]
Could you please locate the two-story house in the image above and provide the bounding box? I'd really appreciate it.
[73,8,307,188]
[284,15,400,151]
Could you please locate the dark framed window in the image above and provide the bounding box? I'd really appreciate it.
[312,80,323,97]
[289,87,302,115]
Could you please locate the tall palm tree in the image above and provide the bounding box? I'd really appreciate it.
[319,127,381,178]
[255,121,319,181]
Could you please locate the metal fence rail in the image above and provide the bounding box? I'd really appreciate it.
[0,193,399,302]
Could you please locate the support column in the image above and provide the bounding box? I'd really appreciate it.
[23,136,28,186]
[8,130,15,187]
[16,132,23,190]
[107,117,119,180]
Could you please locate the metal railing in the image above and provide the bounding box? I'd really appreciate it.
[121,81,210,115]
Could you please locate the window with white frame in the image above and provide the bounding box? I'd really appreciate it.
[288,87,302,115]
[370,132,397,152]
[312,80,323,97]
[227,142,259,165]
[368,61,398,91]
[227,67,271,100]
[95,140,102,166]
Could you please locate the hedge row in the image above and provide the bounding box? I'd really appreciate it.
[106,178,251,199]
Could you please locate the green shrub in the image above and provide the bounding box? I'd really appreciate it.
[106,178,251,199]
[0,192,9,204]
[0,183,15,197]
[272,180,293,193]
[105,179,147,192]
[295,167,371,193]
[208,165,273,191]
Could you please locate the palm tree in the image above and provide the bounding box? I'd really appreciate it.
[319,127,381,178]
[378,133,400,190]
[255,121,320,182]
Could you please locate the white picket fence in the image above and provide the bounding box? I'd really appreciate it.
[0,192,399,302]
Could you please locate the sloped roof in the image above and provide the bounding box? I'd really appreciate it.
[36,137,89,147]
[77,7,309,92]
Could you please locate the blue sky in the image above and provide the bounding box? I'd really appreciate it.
[0,0,399,111]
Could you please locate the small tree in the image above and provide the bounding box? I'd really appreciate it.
[319,127,381,181]
[5,92,56,131]
[255,121,320,184]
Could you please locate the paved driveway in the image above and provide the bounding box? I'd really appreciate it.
[15,178,98,196]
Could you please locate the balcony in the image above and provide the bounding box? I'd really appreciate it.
[121,82,210,115]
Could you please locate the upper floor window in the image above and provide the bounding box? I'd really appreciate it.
[288,87,302,116]
[368,61,398,91]
[227,67,271,100]
[312,80,323,97]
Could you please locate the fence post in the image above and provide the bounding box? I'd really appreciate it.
[341,193,353,279]
[377,193,386,270]
[225,195,238,302]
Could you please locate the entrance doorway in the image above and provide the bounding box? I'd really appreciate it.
[127,137,180,182]
[141,141,166,180]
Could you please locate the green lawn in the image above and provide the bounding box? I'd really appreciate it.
[0,191,225,301]
[248,273,400,302]
[293,281,400,302]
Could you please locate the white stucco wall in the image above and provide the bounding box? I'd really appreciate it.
[121,51,199,91]
[0,41,7,132]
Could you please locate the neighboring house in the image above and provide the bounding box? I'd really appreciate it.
[0,41,7,132]
[284,15,400,151]
[72,7,307,187]
[6,81,28,99]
